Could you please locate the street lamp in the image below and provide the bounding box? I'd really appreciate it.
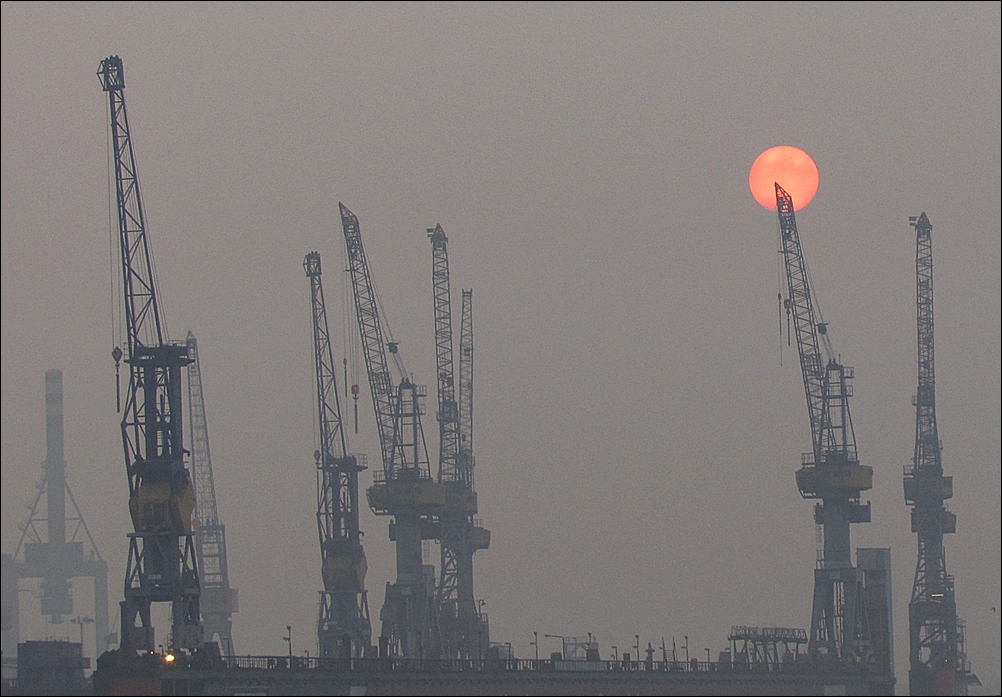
[70,616,94,648]
[612,645,618,661]
[284,625,293,659]
[544,634,566,660]
[634,635,640,664]
[683,635,689,663]
[531,631,539,662]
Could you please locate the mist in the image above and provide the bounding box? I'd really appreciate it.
[2,3,999,694]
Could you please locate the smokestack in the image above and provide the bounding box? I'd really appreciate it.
[45,370,66,547]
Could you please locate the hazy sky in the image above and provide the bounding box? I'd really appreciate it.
[2,2,999,693]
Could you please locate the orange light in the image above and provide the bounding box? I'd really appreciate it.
[749,146,819,211]
[164,653,175,662]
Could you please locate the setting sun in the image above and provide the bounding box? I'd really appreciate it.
[749,146,819,211]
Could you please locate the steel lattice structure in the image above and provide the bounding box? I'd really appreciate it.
[1,371,110,661]
[186,332,237,657]
[429,229,489,660]
[304,252,372,659]
[98,55,201,654]
[458,289,475,493]
[904,213,974,696]
[339,204,442,659]
[775,184,873,664]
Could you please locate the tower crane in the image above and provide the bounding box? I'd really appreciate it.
[339,204,444,659]
[774,183,872,663]
[186,331,238,657]
[457,290,475,494]
[458,289,492,654]
[904,213,976,695]
[304,252,372,659]
[98,55,202,653]
[429,228,490,660]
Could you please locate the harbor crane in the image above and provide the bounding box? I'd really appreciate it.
[339,204,444,659]
[304,252,372,659]
[1,370,110,661]
[186,332,238,656]
[904,213,977,695]
[429,227,490,659]
[774,183,872,663]
[99,55,202,653]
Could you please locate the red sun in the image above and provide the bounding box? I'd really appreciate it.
[749,146,819,211]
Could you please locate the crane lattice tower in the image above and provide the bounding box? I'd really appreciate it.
[186,332,238,657]
[99,55,201,654]
[428,227,490,660]
[340,204,444,659]
[905,213,976,695]
[304,252,372,659]
[775,184,875,664]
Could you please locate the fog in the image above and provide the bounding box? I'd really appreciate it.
[2,3,999,694]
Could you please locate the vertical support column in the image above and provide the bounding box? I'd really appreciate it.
[858,548,893,676]
[42,370,72,621]
[1,554,19,655]
[45,371,67,548]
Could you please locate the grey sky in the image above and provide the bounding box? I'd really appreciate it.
[2,2,999,693]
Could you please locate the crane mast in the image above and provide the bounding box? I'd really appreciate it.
[459,289,491,655]
[775,184,872,664]
[186,331,237,657]
[429,229,489,660]
[430,226,462,488]
[339,204,444,659]
[305,252,372,659]
[458,290,475,494]
[98,55,202,654]
[904,213,972,695]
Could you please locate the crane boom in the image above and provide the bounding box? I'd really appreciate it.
[904,213,973,695]
[459,288,491,655]
[98,55,202,654]
[340,204,427,476]
[100,58,164,355]
[775,183,873,664]
[430,225,462,487]
[186,331,237,657]
[777,189,827,454]
[457,289,475,492]
[187,334,220,525]
[339,204,443,659]
[429,229,488,660]
[305,252,372,658]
